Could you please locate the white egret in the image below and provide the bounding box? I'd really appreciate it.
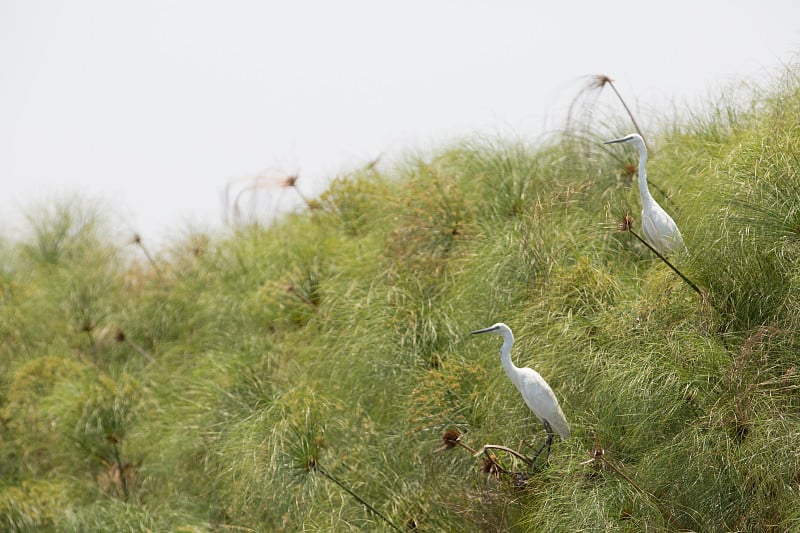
[470,323,570,463]
[604,133,685,256]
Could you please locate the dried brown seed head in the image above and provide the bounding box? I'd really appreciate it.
[441,429,461,449]
[590,74,614,89]
[618,214,634,232]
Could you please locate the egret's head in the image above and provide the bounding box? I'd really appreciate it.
[603,133,645,150]
[470,322,512,337]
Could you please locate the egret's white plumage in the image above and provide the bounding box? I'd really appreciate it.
[604,133,685,256]
[470,323,570,446]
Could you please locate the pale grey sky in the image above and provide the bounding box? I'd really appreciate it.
[1,1,798,245]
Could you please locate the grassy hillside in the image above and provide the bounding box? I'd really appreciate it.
[2,71,800,531]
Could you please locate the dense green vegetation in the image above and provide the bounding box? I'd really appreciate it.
[2,71,800,531]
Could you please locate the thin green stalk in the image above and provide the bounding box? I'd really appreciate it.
[111,440,129,502]
[315,464,402,533]
[81,324,100,365]
[131,234,161,276]
[598,454,682,532]
[605,78,647,149]
[116,330,158,365]
[629,228,702,296]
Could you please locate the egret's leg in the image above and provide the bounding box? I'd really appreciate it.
[530,420,554,465]
[538,422,555,462]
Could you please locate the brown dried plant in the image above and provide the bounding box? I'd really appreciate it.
[565,74,649,154]
[224,172,315,225]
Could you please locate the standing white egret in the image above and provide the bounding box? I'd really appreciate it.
[470,323,570,463]
[604,133,685,256]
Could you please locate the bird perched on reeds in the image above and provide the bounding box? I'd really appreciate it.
[604,133,685,256]
[470,323,570,462]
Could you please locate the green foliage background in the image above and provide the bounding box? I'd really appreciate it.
[2,72,800,531]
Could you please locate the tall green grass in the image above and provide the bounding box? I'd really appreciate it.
[1,69,800,531]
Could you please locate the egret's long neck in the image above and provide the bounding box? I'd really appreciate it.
[499,331,518,382]
[636,145,654,207]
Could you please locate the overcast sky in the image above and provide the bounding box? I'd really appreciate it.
[1,1,798,246]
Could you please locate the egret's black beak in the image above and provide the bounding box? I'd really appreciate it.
[470,326,496,335]
[603,135,633,145]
